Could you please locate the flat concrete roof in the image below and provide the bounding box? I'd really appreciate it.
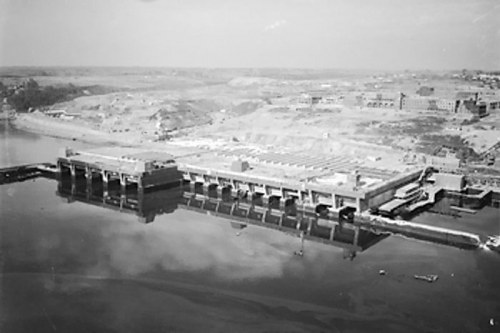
[75,147,175,163]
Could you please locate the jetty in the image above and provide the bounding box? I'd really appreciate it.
[0,163,56,185]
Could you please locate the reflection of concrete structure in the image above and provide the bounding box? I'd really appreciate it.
[55,174,387,256]
[56,176,181,223]
[180,188,388,255]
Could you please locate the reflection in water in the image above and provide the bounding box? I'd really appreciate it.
[56,175,388,259]
[57,173,181,224]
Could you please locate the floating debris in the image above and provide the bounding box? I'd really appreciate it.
[379,270,387,276]
[485,235,500,252]
[414,274,439,283]
[294,250,304,257]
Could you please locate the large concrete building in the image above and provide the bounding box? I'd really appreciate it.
[400,95,456,112]
[363,93,397,109]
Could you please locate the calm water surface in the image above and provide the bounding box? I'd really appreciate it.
[1,122,500,332]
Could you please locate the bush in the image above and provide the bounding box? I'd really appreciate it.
[6,79,85,112]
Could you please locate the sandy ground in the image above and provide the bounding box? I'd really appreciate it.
[7,70,500,175]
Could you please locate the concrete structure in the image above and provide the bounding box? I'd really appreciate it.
[400,95,456,112]
[434,173,465,192]
[416,86,434,97]
[428,155,461,171]
[363,93,397,108]
[180,163,423,213]
[230,159,250,172]
[53,147,426,216]
[57,147,181,195]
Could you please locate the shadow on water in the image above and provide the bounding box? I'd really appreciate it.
[56,174,389,259]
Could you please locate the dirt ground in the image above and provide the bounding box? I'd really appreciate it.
[7,68,500,173]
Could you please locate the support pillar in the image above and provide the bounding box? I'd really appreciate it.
[353,226,360,247]
[202,184,210,196]
[230,201,238,215]
[216,186,224,199]
[189,181,196,193]
[279,197,287,210]
[295,213,303,230]
[307,217,314,235]
[138,177,144,197]
[70,164,76,181]
[85,167,92,196]
[308,190,314,205]
[102,171,109,195]
[329,224,336,241]
[261,209,269,223]
[120,173,127,194]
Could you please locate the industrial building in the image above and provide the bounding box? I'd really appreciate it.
[400,95,456,112]
[363,93,397,108]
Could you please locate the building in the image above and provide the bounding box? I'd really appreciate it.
[456,91,479,103]
[433,173,465,192]
[428,155,461,171]
[456,100,488,118]
[363,93,397,109]
[400,95,456,112]
[416,86,434,96]
[231,159,250,172]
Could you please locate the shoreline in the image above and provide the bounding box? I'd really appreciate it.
[9,113,140,147]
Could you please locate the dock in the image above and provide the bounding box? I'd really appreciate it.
[0,163,56,185]
[355,213,481,249]
[52,146,426,214]
[2,146,499,250]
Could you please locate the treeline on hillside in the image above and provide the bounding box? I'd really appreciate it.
[0,78,115,112]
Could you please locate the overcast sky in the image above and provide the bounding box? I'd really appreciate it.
[0,0,498,70]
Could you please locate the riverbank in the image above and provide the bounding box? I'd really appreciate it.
[12,113,138,146]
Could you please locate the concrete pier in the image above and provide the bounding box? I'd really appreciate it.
[57,147,182,193]
[355,213,482,249]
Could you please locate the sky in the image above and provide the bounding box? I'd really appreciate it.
[0,0,499,70]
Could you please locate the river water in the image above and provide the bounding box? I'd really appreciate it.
[1,121,500,332]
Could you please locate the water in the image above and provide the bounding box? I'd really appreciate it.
[1,121,500,332]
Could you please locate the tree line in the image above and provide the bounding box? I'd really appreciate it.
[0,78,86,112]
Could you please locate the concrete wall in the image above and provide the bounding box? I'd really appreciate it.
[366,188,396,209]
[434,173,465,192]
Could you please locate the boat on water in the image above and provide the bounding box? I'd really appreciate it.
[485,235,500,252]
[414,274,439,283]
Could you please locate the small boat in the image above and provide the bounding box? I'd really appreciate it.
[485,236,500,252]
[414,274,439,283]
